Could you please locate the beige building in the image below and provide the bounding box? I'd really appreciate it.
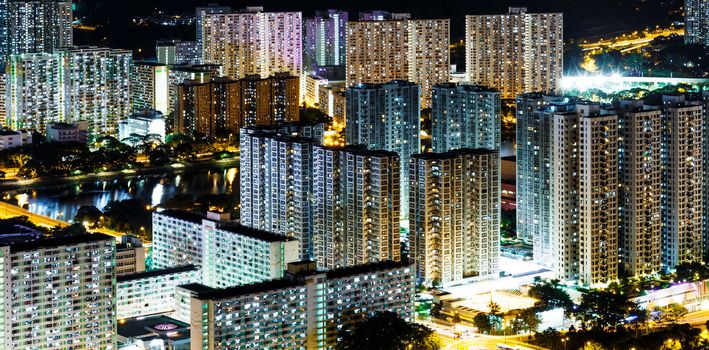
[311,145,401,269]
[660,97,703,268]
[202,7,302,79]
[346,17,449,108]
[465,8,563,99]
[617,103,662,276]
[409,149,500,285]
[551,104,619,286]
[116,235,146,276]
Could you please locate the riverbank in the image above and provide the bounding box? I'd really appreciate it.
[0,157,239,192]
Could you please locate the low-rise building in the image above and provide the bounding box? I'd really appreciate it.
[0,129,31,150]
[45,121,89,143]
[117,265,199,319]
[177,260,415,349]
[117,315,191,350]
[118,109,167,143]
[115,235,146,275]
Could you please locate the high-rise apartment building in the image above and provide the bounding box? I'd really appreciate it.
[550,105,619,286]
[131,61,169,114]
[196,4,232,58]
[312,145,402,269]
[240,129,317,259]
[409,149,501,284]
[202,7,302,79]
[6,46,131,135]
[175,77,240,137]
[431,83,501,152]
[152,210,300,288]
[174,73,299,136]
[0,229,116,349]
[466,8,563,98]
[660,96,704,268]
[6,52,64,131]
[686,0,709,45]
[515,94,575,267]
[346,15,449,108]
[346,81,420,217]
[167,64,222,115]
[7,0,72,56]
[303,10,348,74]
[178,260,414,350]
[617,102,662,276]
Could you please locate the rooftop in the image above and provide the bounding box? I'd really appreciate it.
[118,315,190,343]
[411,148,498,160]
[182,260,412,300]
[117,264,198,283]
[0,232,114,252]
[155,209,292,242]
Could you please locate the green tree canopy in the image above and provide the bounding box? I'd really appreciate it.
[337,312,440,350]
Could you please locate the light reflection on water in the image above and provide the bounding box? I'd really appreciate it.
[15,167,239,222]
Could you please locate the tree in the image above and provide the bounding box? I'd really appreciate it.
[583,340,607,350]
[528,279,574,311]
[575,290,642,329]
[674,262,709,282]
[103,199,152,239]
[473,313,493,334]
[661,303,688,324]
[516,308,542,334]
[74,205,103,228]
[337,311,440,350]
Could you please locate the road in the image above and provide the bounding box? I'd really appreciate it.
[579,27,683,52]
[0,201,125,239]
[439,333,546,350]
[680,310,709,327]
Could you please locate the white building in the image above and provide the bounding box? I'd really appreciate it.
[239,129,316,259]
[118,109,167,143]
[7,0,72,55]
[45,121,89,143]
[6,47,132,135]
[410,149,501,284]
[346,81,420,217]
[151,210,300,288]
[117,265,199,319]
[131,61,169,114]
[431,83,501,152]
[178,260,414,350]
[312,145,402,269]
[0,129,31,150]
[0,229,116,349]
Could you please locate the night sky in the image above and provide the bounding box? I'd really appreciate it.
[73,0,682,57]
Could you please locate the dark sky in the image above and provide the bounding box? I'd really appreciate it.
[73,0,682,57]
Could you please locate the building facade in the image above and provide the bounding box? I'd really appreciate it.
[117,265,199,319]
[6,47,131,135]
[202,7,302,79]
[131,61,169,114]
[431,83,501,152]
[466,8,563,99]
[303,10,348,74]
[118,109,166,143]
[346,81,420,217]
[312,145,402,269]
[240,129,316,258]
[151,210,300,288]
[0,231,115,349]
[346,16,449,108]
[617,104,662,276]
[686,0,709,46]
[7,0,72,56]
[179,260,414,350]
[660,98,704,268]
[409,149,501,284]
